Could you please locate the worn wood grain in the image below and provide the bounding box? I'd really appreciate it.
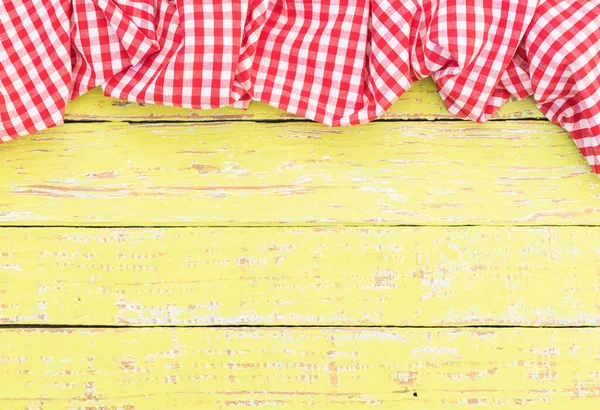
[1,121,599,226]
[1,227,599,326]
[2,328,600,409]
[6,61,595,410]
[64,78,545,122]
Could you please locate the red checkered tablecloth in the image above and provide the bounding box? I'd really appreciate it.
[1,0,599,173]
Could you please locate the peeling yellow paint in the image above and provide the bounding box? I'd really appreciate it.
[0,227,599,326]
[0,121,598,226]
[0,82,596,409]
[2,328,600,409]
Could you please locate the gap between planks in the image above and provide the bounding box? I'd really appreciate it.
[3,224,600,228]
[1,324,600,329]
[61,118,555,125]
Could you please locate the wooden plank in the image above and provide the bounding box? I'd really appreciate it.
[1,327,599,409]
[1,121,598,226]
[64,78,544,122]
[1,226,599,326]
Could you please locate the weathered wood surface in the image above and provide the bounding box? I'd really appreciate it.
[2,328,600,409]
[64,78,545,122]
[1,227,599,326]
[1,121,598,226]
[2,75,597,410]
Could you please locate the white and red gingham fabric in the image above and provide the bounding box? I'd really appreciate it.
[2,0,600,173]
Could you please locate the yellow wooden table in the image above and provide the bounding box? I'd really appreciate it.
[2,78,600,409]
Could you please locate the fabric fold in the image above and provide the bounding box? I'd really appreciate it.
[523,0,600,173]
[71,0,161,98]
[104,0,249,108]
[421,0,538,123]
[0,0,71,140]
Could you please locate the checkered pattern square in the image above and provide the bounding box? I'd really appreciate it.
[1,0,600,174]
